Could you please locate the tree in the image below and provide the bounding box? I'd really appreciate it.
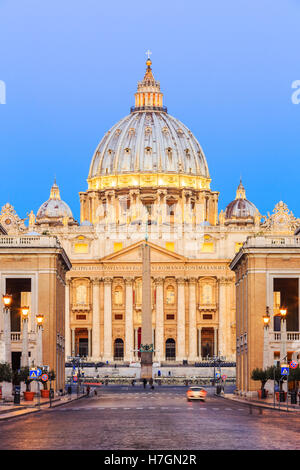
[17,367,34,391]
[0,362,12,383]
[251,368,269,391]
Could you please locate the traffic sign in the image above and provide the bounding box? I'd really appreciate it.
[281,365,289,376]
[222,375,227,381]
[41,374,48,382]
[290,361,298,369]
[29,369,39,379]
[73,375,78,383]
[36,368,42,377]
[215,372,221,379]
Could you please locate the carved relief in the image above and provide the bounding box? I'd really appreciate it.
[261,201,300,233]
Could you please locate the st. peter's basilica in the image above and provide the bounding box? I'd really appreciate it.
[1,57,299,370]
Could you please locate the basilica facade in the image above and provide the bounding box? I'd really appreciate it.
[2,57,298,369]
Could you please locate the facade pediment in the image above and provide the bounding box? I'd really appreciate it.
[100,240,186,263]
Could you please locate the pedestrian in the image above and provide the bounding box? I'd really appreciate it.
[131,379,135,386]
[94,389,97,396]
[149,378,154,390]
[67,385,72,400]
[143,378,147,389]
[87,385,90,396]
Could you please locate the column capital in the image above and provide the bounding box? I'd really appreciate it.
[124,277,134,285]
[188,277,197,284]
[103,277,113,284]
[91,277,101,285]
[176,277,185,284]
[218,276,233,285]
[154,277,164,286]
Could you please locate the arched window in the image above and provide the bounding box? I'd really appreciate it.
[165,338,176,360]
[202,284,212,305]
[166,285,175,304]
[114,286,123,305]
[114,338,124,360]
[76,285,87,305]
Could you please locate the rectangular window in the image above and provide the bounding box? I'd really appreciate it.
[6,278,31,332]
[74,243,89,254]
[76,315,86,320]
[165,242,175,252]
[235,242,244,253]
[113,242,123,252]
[201,242,214,253]
[273,278,299,331]
[166,314,175,320]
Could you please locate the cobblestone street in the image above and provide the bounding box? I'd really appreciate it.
[0,386,299,450]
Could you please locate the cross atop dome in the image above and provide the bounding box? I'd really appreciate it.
[145,49,152,60]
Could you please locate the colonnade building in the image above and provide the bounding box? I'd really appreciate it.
[1,58,298,369]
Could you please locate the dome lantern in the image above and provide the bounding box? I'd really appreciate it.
[132,53,166,113]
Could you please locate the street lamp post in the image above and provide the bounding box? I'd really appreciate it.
[262,307,270,370]
[35,315,44,409]
[36,314,44,367]
[2,294,12,364]
[279,308,288,408]
[21,306,30,367]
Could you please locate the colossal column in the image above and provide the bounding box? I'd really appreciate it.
[176,278,186,361]
[103,278,113,362]
[124,277,134,362]
[188,278,197,362]
[218,277,227,357]
[65,279,71,359]
[92,278,101,359]
[155,277,164,362]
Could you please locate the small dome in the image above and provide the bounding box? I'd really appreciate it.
[225,181,257,221]
[36,180,76,225]
[37,199,73,219]
[225,198,257,219]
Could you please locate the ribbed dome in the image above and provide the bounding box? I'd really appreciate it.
[37,198,73,219]
[225,180,257,220]
[36,181,74,220]
[225,198,257,219]
[88,111,209,179]
[88,57,210,187]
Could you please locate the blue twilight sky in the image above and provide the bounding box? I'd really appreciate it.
[0,0,300,223]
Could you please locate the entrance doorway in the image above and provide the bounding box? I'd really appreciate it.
[165,338,176,360]
[201,328,214,358]
[114,338,124,360]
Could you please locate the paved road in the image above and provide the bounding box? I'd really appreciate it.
[0,386,299,450]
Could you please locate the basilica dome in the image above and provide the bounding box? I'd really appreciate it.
[87,58,210,191]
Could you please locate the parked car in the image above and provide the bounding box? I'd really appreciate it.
[186,386,207,401]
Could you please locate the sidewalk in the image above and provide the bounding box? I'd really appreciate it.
[223,392,300,412]
[0,393,86,421]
